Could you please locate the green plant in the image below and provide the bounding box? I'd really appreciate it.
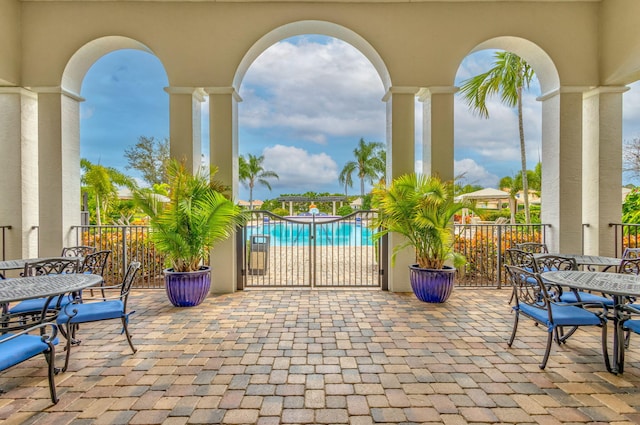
[133,159,245,272]
[371,173,473,269]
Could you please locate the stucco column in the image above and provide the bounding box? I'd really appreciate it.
[383,87,417,293]
[539,87,587,254]
[418,86,457,182]
[0,88,39,259]
[205,87,241,293]
[35,87,83,255]
[582,86,628,257]
[165,87,205,173]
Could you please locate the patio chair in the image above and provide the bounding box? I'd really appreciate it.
[56,261,140,372]
[617,258,640,347]
[9,258,81,317]
[80,250,111,297]
[515,242,548,254]
[0,317,59,403]
[504,265,609,370]
[505,248,536,270]
[61,245,96,258]
[536,254,614,307]
[622,247,640,259]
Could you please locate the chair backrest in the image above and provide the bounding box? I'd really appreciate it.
[618,257,640,275]
[119,261,141,306]
[622,247,640,259]
[515,242,549,254]
[23,257,80,276]
[61,245,96,257]
[534,254,578,272]
[504,264,554,308]
[81,250,111,276]
[505,248,537,272]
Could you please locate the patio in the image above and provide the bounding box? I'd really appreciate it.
[2,288,640,424]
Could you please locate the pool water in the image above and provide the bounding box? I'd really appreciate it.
[247,222,375,246]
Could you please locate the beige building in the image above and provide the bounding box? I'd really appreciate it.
[1,0,639,293]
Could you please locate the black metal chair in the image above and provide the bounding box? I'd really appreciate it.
[9,258,81,316]
[0,315,59,403]
[515,242,548,254]
[504,265,609,370]
[80,250,111,297]
[56,261,141,372]
[617,258,640,348]
[536,254,614,307]
[61,245,96,258]
[622,247,640,259]
[505,248,536,270]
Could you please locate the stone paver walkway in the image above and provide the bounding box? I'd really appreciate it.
[1,288,640,424]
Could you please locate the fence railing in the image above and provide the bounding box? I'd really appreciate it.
[0,226,11,261]
[71,225,166,289]
[454,223,550,287]
[609,223,640,257]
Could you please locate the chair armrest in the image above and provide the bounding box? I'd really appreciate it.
[0,321,58,344]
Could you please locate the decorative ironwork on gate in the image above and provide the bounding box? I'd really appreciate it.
[237,211,386,289]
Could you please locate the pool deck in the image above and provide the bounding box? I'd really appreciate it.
[2,287,640,424]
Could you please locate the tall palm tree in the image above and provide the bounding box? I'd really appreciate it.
[459,51,535,223]
[81,159,134,225]
[239,154,279,209]
[339,138,385,198]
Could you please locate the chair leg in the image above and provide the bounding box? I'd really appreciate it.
[601,323,611,373]
[121,317,137,353]
[62,323,78,373]
[539,330,554,369]
[508,312,519,347]
[44,345,58,404]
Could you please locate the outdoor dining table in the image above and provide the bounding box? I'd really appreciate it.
[533,253,621,271]
[0,273,102,305]
[542,270,640,374]
[0,257,83,273]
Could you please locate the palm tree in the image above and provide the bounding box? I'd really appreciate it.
[339,138,385,198]
[81,159,134,226]
[459,51,535,223]
[239,154,279,209]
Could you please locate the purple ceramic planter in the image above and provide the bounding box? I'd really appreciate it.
[164,267,211,307]
[409,265,455,303]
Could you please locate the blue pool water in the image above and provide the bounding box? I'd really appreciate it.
[247,222,375,246]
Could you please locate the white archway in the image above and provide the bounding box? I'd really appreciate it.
[233,20,391,92]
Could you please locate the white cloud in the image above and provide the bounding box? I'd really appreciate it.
[261,145,339,192]
[239,37,386,143]
[454,158,500,188]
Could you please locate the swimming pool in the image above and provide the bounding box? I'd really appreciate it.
[246,221,375,246]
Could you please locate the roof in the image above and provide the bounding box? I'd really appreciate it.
[455,188,511,201]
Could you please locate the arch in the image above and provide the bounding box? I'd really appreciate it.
[233,20,391,92]
[469,36,560,94]
[62,36,158,96]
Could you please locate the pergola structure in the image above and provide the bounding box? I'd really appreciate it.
[276,196,347,216]
[1,0,639,294]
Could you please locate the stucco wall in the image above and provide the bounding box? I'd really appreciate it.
[16,1,602,91]
[0,0,21,86]
[601,0,640,85]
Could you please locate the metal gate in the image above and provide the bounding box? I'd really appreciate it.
[238,211,386,289]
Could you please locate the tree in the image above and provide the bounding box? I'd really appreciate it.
[459,51,535,224]
[81,159,135,226]
[239,154,279,209]
[623,137,640,179]
[124,136,170,186]
[339,138,385,198]
[499,162,541,223]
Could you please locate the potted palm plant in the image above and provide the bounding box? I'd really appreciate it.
[134,159,245,307]
[371,173,472,303]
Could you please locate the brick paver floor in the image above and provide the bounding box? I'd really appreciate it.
[2,288,640,424]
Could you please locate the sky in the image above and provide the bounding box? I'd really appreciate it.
[80,36,640,202]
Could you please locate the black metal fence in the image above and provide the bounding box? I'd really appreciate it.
[70,225,165,288]
[238,211,385,288]
[6,221,640,288]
